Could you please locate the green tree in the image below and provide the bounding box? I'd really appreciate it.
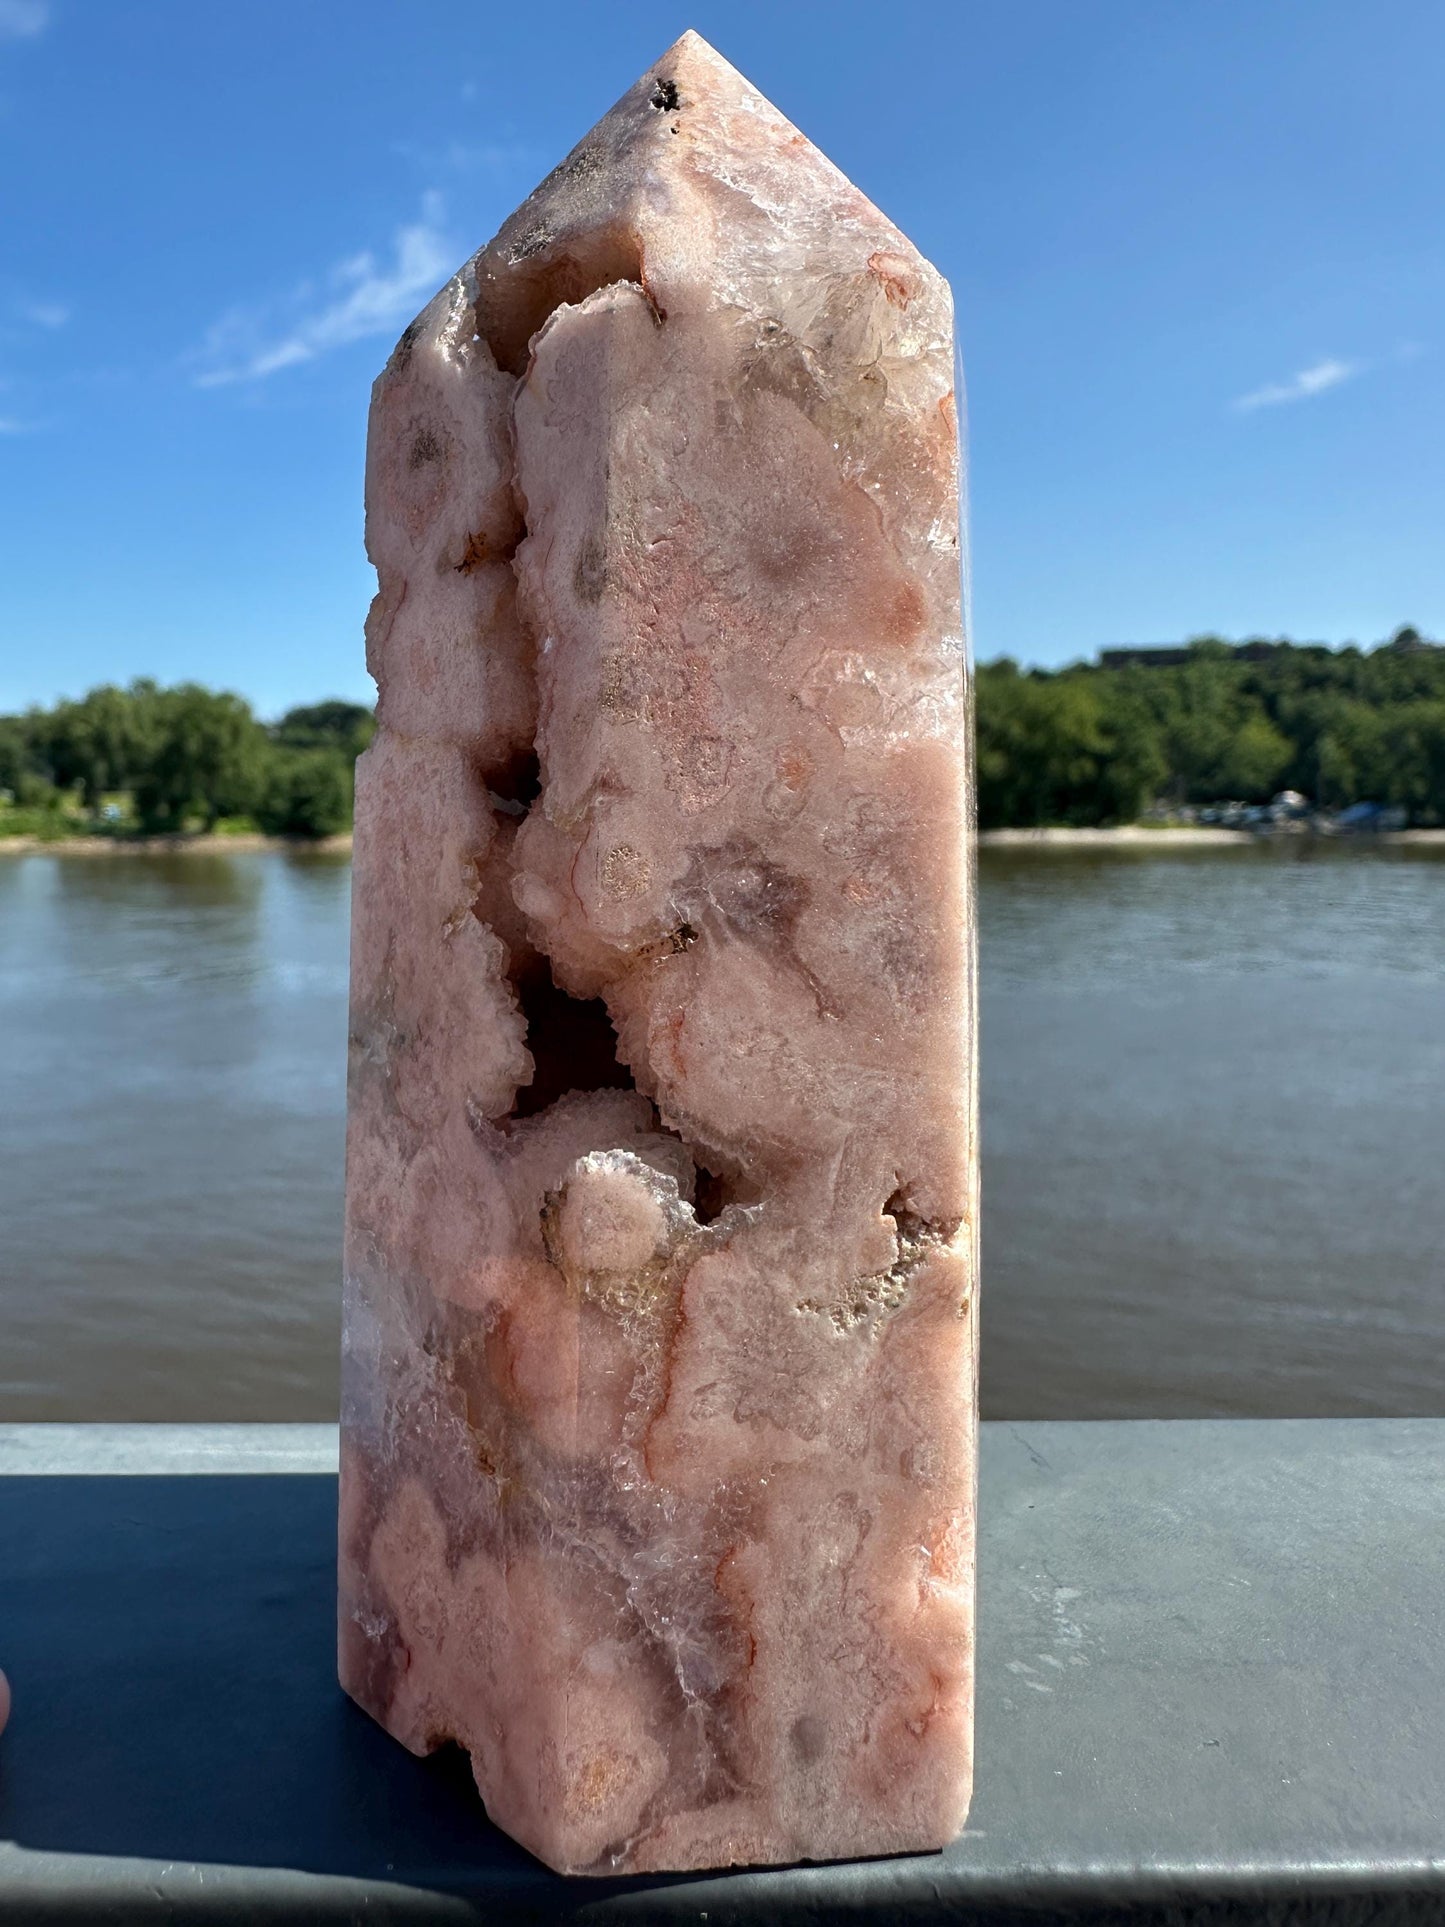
[255,747,353,838]
[272,700,374,759]
[975,629,1445,827]
[0,714,47,802]
[1214,714,1293,800]
[1313,700,1389,809]
[131,685,268,832]
[43,683,158,810]
[975,663,1165,827]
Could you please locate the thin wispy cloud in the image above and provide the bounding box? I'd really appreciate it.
[0,0,49,41]
[1233,357,1360,413]
[193,194,455,388]
[0,416,32,434]
[15,297,68,329]
[392,135,539,178]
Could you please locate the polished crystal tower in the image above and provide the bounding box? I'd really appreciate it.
[340,30,977,1875]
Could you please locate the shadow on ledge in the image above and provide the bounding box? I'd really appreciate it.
[0,1475,643,1908]
[5,1429,1445,1924]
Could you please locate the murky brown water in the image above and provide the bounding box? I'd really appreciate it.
[1,844,1442,1420]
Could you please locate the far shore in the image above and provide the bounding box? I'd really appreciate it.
[981,825,1247,848]
[0,832,354,857]
[4,824,1444,859]
[980,825,1445,848]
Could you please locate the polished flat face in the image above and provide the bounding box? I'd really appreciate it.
[340,29,976,1876]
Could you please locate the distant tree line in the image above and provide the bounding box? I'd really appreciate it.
[4,628,1442,839]
[976,628,1445,829]
[0,682,373,838]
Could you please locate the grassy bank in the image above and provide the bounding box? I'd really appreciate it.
[8,826,1443,859]
[0,832,353,856]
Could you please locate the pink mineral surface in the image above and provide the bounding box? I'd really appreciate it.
[339,30,977,1876]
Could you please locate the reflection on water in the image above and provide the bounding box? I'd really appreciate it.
[0,853,350,1420]
[0,843,1441,1420]
[980,843,1445,1418]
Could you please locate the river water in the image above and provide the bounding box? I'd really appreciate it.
[1,845,1441,1421]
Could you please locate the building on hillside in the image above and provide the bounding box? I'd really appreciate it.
[1099,648,1193,670]
[1099,641,1290,670]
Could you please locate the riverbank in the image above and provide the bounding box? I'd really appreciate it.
[979,825,1445,848]
[980,826,1248,848]
[0,832,354,857]
[4,825,1443,857]
[1,825,1252,856]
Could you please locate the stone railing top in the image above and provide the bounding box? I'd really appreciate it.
[0,1422,338,1476]
[1,1417,1442,1923]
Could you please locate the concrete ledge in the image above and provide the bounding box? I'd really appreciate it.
[0,1423,339,1476]
[2,1418,1442,1922]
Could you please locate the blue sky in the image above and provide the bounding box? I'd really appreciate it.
[1,0,1440,715]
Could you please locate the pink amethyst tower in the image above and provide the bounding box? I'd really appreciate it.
[340,30,977,1877]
